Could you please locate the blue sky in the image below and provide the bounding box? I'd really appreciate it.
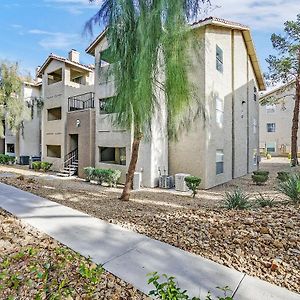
[0,0,298,77]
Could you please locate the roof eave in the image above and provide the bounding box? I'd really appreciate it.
[86,28,108,56]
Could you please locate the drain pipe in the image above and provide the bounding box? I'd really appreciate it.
[231,30,235,180]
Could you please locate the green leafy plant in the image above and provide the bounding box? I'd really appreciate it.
[0,154,11,164]
[252,174,269,185]
[184,176,201,198]
[92,168,121,186]
[277,171,289,182]
[84,167,95,182]
[278,173,300,203]
[255,193,275,207]
[32,161,41,171]
[40,162,52,172]
[147,272,233,300]
[253,170,269,176]
[223,189,251,210]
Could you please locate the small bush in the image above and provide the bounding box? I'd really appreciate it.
[253,170,269,176]
[84,167,95,182]
[8,156,16,163]
[255,193,275,207]
[184,176,201,198]
[32,161,41,171]
[93,169,108,185]
[223,189,251,210]
[41,162,52,172]
[147,272,233,300]
[106,169,121,187]
[0,154,10,164]
[277,171,289,182]
[252,174,268,185]
[278,174,300,203]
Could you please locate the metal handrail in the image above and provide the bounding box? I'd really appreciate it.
[68,92,95,111]
[62,148,78,176]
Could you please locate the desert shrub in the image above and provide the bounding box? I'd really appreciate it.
[252,174,268,185]
[253,170,269,176]
[147,272,233,300]
[278,174,300,203]
[40,162,52,172]
[84,167,95,182]
[32,161,41,171]
[288,153,291,160]
[277,171,289,182]
[8,156,16,164]
[223,189,251,210]
[255,193,275,207]
[184,176,201,198]
[92,169,107,185]
[0,154,10,164]
[106,169,121,187]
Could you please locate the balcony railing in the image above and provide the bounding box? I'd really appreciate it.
[68,92,95,112]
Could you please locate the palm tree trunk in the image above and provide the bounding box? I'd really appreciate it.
[291,76,300,167]
[119,130,142,201]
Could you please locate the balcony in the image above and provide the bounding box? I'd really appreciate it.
[68,92,95,112]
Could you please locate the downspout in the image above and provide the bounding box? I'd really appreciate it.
[246,50,250,173]
[231,30,235,179]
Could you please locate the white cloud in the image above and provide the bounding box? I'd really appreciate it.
[212,0,299,30]
[28,29,80,50]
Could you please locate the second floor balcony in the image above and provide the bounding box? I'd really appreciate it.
[68,92,95,112]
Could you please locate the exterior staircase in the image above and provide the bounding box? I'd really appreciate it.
[56,148,78,177]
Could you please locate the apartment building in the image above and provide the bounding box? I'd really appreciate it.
[260,81,296,156]
[3,79,42,161]
[37,50,95,174]
[86,17,266,189]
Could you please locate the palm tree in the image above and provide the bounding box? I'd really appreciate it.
[86,0,209,201]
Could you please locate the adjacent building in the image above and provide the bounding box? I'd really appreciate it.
[260,81,296,156]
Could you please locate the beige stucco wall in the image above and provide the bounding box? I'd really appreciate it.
[41,59,94,171]
[260,85,296,155]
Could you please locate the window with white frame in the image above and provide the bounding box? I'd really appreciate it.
[216,150,224,175]
[266,142,276,153]
[266,104,276,113]
[267,123,276,133]
[216,45,223,73]
[216,97,224,126]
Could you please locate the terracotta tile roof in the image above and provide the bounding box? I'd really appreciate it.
[191,16,249,30]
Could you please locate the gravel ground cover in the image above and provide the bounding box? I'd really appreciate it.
[0,208,148,299]
[0,157,299,294]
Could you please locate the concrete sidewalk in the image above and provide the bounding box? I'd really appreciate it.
[0,182,299,300]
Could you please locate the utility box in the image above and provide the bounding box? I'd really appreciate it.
[133,172,142,190]
[19,156,30,165]
[159,175,174,189]
[175,173,190,192]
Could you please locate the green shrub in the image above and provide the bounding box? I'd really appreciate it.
[223,189,251,210]
[147,272,233,300]
[255,193,275,207]
[40,162,52,172]
[84,167,95,182]
[106,169,121,187]
[8,156,16,163]
[252,174,268,185]
[277,171,289,182]
[253,170,269,176]
[184,176,201,198]
[0,154,10,164]
[278,174,300,203]
[92,168,121,186]
[32,161,41,171]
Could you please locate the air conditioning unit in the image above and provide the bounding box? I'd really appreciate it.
[159,175,174,189]
[133,172,142,190]
[175,173,190,192]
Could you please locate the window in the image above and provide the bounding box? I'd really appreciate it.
[253,118,257,134]
[267,123,276,133]
[47,68,62,85]
[266,104,276,113]
[70,69,84,84]
[266,142,276,153]
[254,87,257,101]
[99,97,114,114]
[216,45,223,73]
[6,144,15,153]
[216,97,224,126]
[47,145,61,158]
[216,150,224,175]
[47,107,62,121]
[99,147,126,165]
